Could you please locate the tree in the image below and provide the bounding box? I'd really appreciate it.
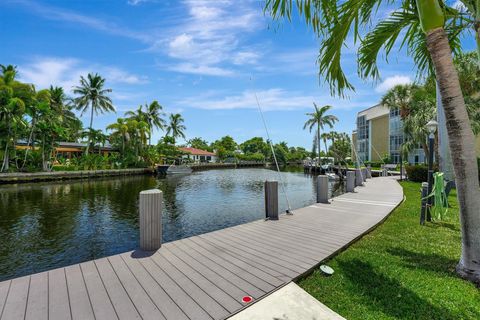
[240,137,269,156]
[107,118,129,155]
[188,137,211,151]
[212,135,237,153]
[303,103,338,166]
[73,73,114,155]
[0,65,29,172]
[144,101,166,145]
[266,0,480,284]
[329,132,351,164]
[165,113,186,144]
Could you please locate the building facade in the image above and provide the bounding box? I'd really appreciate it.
[352,104,426,164]
[178,147,217,163]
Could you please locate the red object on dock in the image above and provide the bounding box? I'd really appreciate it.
[242,296,253,303]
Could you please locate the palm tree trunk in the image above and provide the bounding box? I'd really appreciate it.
[317,123,321,167]
[427,27,480,284]
[436,81,455,180]
[86,104,94,155]
[22,117,36,169]
[1,123,11,172]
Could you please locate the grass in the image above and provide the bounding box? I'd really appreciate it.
[298,181,480,320]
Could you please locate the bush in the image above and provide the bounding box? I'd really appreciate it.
[364,161,384,169]
[405,165,438,182]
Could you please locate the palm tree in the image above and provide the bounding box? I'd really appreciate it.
[166,113,186,144]
[107,118,130,155]
[303,103,338,166]
[73,73,114,155]
[266,0,480,284]
[144,101,166,145]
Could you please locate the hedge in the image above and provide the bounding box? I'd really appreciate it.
[405,165,438,182]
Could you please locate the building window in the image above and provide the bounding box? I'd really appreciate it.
[356,115,369,162]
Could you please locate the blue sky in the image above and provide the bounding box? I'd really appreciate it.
[0,0,475,148]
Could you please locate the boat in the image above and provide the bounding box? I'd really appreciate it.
[326,172,340,181]
[166,164,193,174]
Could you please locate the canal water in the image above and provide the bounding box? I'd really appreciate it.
[0,167,344,281]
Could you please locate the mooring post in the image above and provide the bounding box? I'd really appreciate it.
[264,181,279,220]
[420,182,428,225]
[346,171,355,192]
[361,168,367,182]
[366,165,372,179]
[139,189,163,251]
[316,175,329,203]
[355,168,363,186]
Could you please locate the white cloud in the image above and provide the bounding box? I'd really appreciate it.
[178,89,317,111]
[375,75,412,93]
[168,63,234,77]
[18,57,147,93]
[158,0,263,76]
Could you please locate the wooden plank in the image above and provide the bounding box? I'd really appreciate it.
[148,251,229,319]
[80,261,118,320]
[1,276,29,320]
[118,254,188,320]
[160,246,243,313]
[48,268,71,320]
[65,265,95,320]
[198,234,298,279]
[25,272,48,320]
[94,258,142,320]
[139,255,212,320]
[162,243,250,300]
[0,280,11,319]
[169,240,267,297]
[203,232,306,274]
[181,238,283,289]
[107,255,164,320]
[183,237,284,287]
[218,225,324,265]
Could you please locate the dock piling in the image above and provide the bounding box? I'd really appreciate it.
[265,181,279,220]
[316,175,329,203]
[346,171,355,192]
[355,169,364,186]
[362,168,367,182]
[139,189,163,251]
[366,165,372,179]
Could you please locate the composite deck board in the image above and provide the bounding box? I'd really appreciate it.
[94,258,142,320]
[1,276,29,320]
[178,238,278,291]
[25,272,48,320]
[48,268,71,320]
[65,265,95,320]
[184,237,284,287]
[162,243,251,300]
[0,177,403,320]
[139,255,210,320]
[212,224,321,266]
[159,246,243,312]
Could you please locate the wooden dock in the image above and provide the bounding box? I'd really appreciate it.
[0,177,403,320]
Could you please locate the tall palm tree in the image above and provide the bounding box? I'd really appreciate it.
[266,0,480,284]
[107,118,129,155]
[166,113,186,144]
[303,103,338,166]
[73,73,114,155]
[144,101,166,145]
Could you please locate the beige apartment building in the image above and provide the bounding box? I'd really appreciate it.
[352,104,480,164]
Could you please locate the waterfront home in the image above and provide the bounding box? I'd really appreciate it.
[16,141,117,159]
[178,147,217,163]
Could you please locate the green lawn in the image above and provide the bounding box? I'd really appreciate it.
[298,181,480,320]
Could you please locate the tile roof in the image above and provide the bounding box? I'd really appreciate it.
[178,147,216,156]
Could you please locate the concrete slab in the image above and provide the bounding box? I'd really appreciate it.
[229,282,345,320]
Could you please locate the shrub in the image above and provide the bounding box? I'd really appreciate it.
[405,165,438,182]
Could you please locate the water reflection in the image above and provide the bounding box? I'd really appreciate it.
[0,167,342,281]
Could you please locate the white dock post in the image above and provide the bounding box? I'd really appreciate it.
[346,171,355,192]
[265,181,279,220]
[355,169,364,186]
[366,165,372,179]
[362,168,367,182]
[139,189,163,251]
[316,175,329,203]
